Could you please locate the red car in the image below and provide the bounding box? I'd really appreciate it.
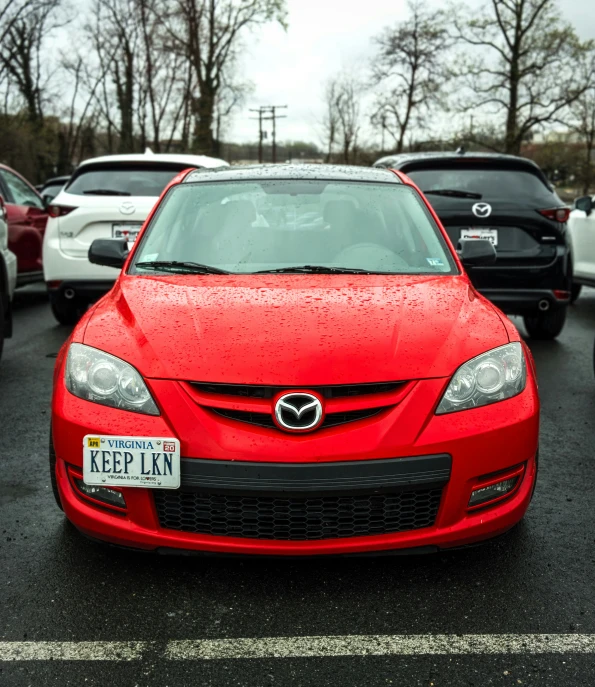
[50,165,540,555]
[0,164,49,285]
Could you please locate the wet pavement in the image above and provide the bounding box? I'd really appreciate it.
[1,284,594,686]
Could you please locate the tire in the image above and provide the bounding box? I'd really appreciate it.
[49,292,82,326]
[523,306,567,340]
[570,284,582,304]
[49,427,64,511]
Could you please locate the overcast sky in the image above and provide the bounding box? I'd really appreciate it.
[229,0,595,146]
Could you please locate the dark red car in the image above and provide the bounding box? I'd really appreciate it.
[0,164,49,285]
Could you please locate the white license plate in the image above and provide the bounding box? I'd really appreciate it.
[461,228,498,246]
[112,223,143,243]
[83,435,180,489]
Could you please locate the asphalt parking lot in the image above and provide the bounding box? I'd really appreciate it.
[1,285,594,686]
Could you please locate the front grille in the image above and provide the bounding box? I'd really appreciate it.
[193,381,402,400]
[154,488,443,541]
[210,406,388,429]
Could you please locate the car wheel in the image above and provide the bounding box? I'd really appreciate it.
[49,292,82,326]
[49,427,64,511]
[570,284,582,304]
[523,306,567,340]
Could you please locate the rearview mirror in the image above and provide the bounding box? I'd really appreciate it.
[89,238,129,269]
[575,195,593,217]
[458,239,497,267]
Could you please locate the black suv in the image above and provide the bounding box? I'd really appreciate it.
[374,151,572,339]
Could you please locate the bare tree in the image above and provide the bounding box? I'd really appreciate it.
[162,0,287,155]
[454,0,593,155]
[321,73,362,164]
[321,79,340,163]
[566,51,595,195]
[0,0,67,126]
[371,0,451,154]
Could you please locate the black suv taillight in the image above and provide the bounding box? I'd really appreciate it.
[538,207,570,223]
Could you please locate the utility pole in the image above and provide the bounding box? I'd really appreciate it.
[249,108,264,163]
[249,106,288,163]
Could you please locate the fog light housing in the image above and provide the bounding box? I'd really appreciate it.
[468,465,525,510]
[69,468,127,511]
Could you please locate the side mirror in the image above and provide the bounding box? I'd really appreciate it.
[458,238,497,267]
[575,196,593,217]
[0,195,6,223]
[89,238,129,269]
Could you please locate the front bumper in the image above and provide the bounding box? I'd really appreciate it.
[52,369,540,556]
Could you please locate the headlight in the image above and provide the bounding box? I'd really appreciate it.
[436,342,526,414]
[65,343,159,416]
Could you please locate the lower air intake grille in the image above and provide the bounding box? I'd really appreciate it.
[154,488,443,541]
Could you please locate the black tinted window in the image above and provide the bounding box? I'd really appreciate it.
[406,166,554,203]
[66,164,189,197]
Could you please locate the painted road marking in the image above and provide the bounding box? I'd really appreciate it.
[1,635,595,661]
[166,634,595,659]
[0,642,147,661]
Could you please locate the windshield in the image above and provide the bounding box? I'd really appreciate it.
[66,164,189,197]
[406,166,555,204]
[131,180,457,275]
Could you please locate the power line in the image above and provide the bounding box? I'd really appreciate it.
[249,106,288,163]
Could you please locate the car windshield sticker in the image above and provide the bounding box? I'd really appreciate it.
[426,258,444,267]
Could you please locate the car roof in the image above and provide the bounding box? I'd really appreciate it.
[183,164,401,185]
[77,152,228,170]
[374,151,544,174]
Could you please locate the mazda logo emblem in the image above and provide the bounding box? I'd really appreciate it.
[119,201,136,215]
[472,202,492,218]
[274,392,324,432]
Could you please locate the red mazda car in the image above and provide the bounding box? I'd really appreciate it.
[50,165,539,555]
[0,163,49,285]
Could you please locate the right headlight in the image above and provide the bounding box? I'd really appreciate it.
[436,342,527,414]
[65,343,159,416]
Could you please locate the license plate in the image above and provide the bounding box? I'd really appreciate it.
[112,223,143,243]
[83,435,180,489]
[460,228,498,246]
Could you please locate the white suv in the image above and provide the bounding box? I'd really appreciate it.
[43,152,227,324]
[568,194,595,302]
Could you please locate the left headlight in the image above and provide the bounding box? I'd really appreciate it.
[65,343,159,416]
[436,342,526,415]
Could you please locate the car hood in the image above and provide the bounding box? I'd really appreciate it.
[82,274,509,384]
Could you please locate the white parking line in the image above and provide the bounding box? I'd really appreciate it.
[0,641,148,661]
[1,635,594,661]
[166,634,595,659]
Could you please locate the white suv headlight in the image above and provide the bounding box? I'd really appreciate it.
[65,343,159,416]
[436,342,526,414]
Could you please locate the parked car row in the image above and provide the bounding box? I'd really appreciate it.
[0,151,227,358]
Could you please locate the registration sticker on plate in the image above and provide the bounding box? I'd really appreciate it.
[83,435,181,489]
[112,223,143,243]
[460,228,498,246]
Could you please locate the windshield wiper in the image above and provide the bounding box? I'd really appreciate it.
[422,189,482,199]
[82,189,131,196]
[135,261,231,275]
[253,265,380,274]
